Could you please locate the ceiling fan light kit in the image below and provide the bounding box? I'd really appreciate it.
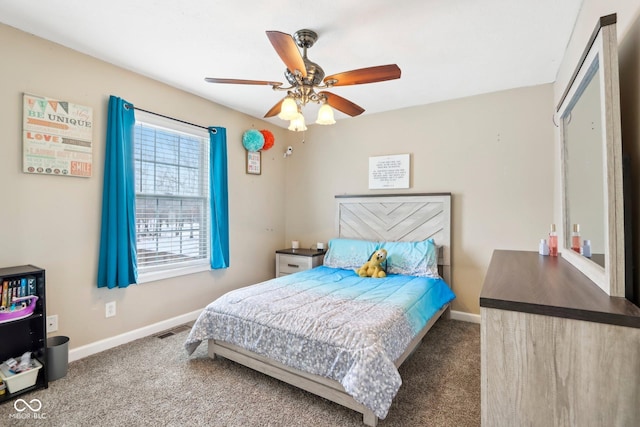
[277,96,299,121]
[316,103,336,125]
[205,29,401,131]
[288,113,307,132]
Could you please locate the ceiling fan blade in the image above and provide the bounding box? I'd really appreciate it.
[319,91,365,117]
[265,31,307,78]
[264,98,285,118]
[323,64,401,86]
[204,77,282,86]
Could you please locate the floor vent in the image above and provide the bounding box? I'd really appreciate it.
[156,331,175,339]
[154,323,192,339]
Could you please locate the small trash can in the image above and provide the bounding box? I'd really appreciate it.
[47,336,69,381]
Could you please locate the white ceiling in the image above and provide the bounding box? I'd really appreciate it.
[1,0,583,128]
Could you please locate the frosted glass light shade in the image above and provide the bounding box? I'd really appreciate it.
[278,97,298,120]
[316,104,336,125]
[288,113,307,131]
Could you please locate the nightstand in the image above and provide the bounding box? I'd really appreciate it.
[275,248,326,277]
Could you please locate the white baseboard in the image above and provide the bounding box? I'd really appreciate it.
[69,309,202,362]
[450,310,481,324]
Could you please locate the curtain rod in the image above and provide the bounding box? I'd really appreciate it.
[124,103,216,133]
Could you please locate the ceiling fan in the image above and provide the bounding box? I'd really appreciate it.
[204,29,401,130]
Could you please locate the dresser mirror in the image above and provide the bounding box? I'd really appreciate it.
[562,60,606,268]
[557,14,625,296]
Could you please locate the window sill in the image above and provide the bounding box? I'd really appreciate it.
[137,263,210,284]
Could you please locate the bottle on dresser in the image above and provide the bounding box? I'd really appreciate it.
[539,239,550,256]
[581,239,592,258]
[548,224,558,257]
[571,224,581,253]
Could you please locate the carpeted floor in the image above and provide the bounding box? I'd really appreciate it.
[0,318,480,426]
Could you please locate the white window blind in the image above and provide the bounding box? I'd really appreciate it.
[133,111,210,278]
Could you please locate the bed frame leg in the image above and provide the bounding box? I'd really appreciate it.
[207,340,217,359]
[443,304,452,319]
[363,410,378,426]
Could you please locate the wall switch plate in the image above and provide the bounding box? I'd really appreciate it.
[46,315,58,333]
[105,301,116,318]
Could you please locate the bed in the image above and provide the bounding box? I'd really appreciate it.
[185,193,454,426]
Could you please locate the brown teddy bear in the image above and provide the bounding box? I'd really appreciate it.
[355,249,388,278]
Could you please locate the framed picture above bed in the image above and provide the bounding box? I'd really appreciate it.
[368,154,410,189]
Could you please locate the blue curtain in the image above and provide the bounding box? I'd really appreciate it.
[209,127,229,269]
[97,96,138,288]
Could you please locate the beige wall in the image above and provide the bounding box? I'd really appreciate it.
[0,24,292,348]
[554,1,640,303]
[285,85,556,314]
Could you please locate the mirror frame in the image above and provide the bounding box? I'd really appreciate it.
[557,14,624,296]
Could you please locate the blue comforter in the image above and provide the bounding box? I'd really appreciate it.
[185,266,455,419]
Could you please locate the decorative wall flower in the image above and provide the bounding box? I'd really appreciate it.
[242,129,264,151]
[260,129,275,151]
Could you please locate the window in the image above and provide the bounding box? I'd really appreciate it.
[133,111,210,281]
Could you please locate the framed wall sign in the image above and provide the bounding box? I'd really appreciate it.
[23,93,94,177]
[368,154,410,189]
[246,150,261,175]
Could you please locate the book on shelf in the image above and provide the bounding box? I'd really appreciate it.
[1,281,7,308]
[26,277,36,295]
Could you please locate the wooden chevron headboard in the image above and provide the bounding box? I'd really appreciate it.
[335,193,452,284]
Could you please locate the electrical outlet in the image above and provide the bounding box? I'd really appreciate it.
[46,315,58,333]
[105,301,116,318]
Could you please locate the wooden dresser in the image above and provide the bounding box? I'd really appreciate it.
[480,250,640,426]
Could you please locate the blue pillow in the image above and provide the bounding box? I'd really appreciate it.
[323,238,379,270]
[379,239,439,277]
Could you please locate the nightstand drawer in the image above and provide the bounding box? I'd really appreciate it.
[278,254,312,274]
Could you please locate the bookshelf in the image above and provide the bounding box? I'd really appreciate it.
[0,265,48,403]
